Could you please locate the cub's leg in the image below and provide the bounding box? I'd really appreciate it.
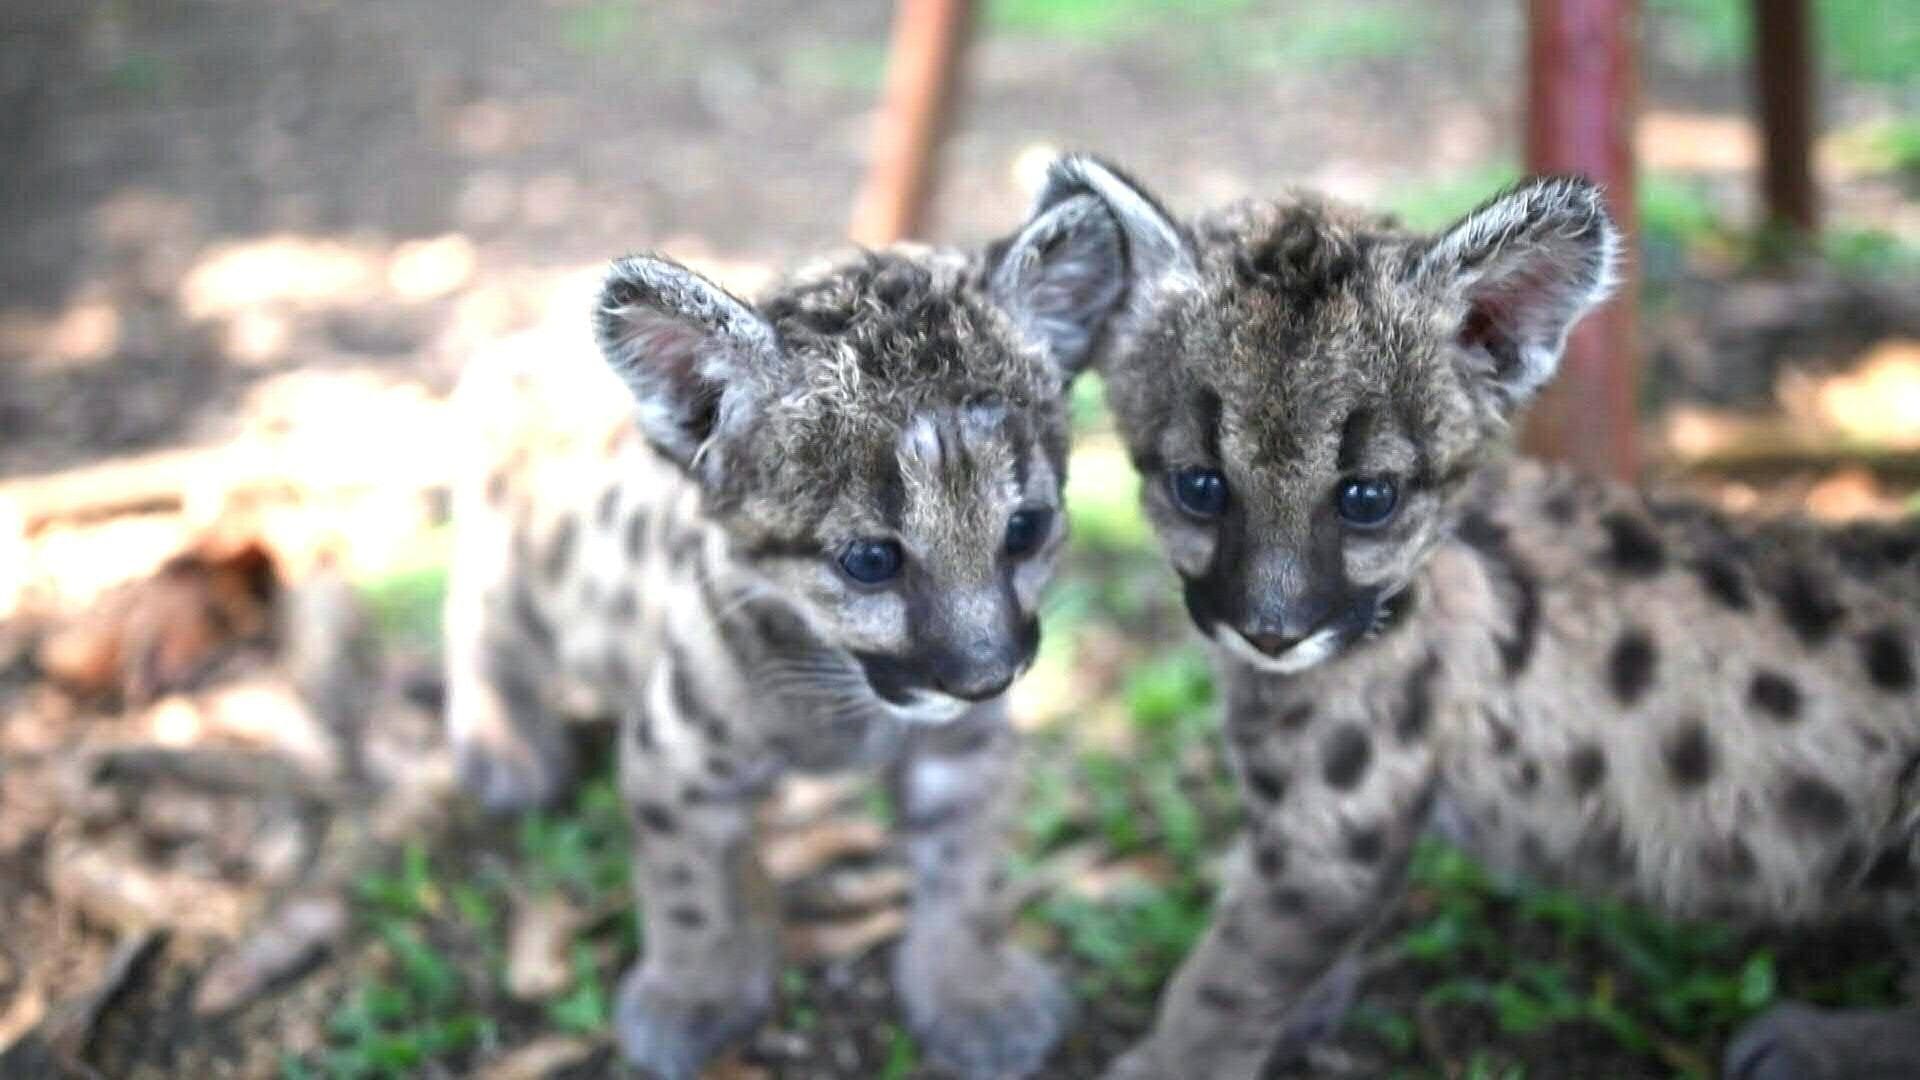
[891,707,1072,1079]
[443,560,575,809]
[1726,1002,1920,1078]
[614,655,780,1080]
[1106,712,1435,1080]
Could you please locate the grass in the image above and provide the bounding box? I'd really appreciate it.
[786,40,892,94]
[987,0,1435,82]
[557,0,643,56]
[356,526,449,650]
[296,767,638,1078]
[987,0,1255,41]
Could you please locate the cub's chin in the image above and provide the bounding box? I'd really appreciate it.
[883,691,974,725]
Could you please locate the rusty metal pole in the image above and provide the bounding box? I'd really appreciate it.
[1522,0,1641,480]
[1752,0,1818,238]
[849,0,975,246]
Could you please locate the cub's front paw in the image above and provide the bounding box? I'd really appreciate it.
[894,941,1072,1079]
[615,964,771,1080]
[453,729,573,812]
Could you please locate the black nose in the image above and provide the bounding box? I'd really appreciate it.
[1243,630,1304,657]
[935,668,1016,703]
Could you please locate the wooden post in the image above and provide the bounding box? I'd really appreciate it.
[1522,0,1641,480]
[849,0,975,246]
[1752,0,1818,237]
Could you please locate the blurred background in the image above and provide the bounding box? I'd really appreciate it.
[0,1,1916,1076]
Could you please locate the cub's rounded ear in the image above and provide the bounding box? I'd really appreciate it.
[1418,175,1621,409]
[594,254,779,478]
[988,192,1125,379]
[1030,154,1198,340]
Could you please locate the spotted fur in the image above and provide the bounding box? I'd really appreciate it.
[442,196,1122,1079]
[1049,155,1920,1080]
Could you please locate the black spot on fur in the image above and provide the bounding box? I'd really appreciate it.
[1747,670,1802,721]
[636,802,678,834]
[1599,513,1665,577]
[1898,749,1920,792]
[1865,848,1917,891]
[1773,565,1846,646]
[1254,839,1289,878]
[1859,625,1915,691]
[511,588,556,653]
[1484,709,1518,756]
[604,647,632,686]
[1702,837,1758,882]
[1397,655,1438,742]
[1693,555,1751,610]
[1607,629,1656,706]
[706,755,734,780]
[1511,759,1541,794]
[1567,744,1607,794]
[596,484,620,528]
[543,516,578,582]
[1780,774,1851,834]
[624,508,649,562]
[1543,490,1577,525]
[1321,724,1372,790]
[1345,826,1386,864]
[1268,887,1311,917]
[1824,842,1868,899]
[630,705,656,754]
[666,904,707,929]
[608,586,639,624]
[662,863,695,888]
[1576,825,1635,878]
[1278,703,1314,730]
[1663,720,1714,788]
[1197,983,1244,1012]
[1245,765,1288,804]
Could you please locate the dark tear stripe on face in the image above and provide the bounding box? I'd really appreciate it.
[739,533,824,562]
[873,448,909,531]
[1006,412,1034,496]
[1336,408,1370,473]
[1196,386,1225,464]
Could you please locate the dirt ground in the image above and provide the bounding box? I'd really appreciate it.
[3,1,1919,1077]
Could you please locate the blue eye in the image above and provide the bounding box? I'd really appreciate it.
[1335,477,1398,527]
[838,539,904,584]
[1004,508,1052,559]
[1171,466,1229,518]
